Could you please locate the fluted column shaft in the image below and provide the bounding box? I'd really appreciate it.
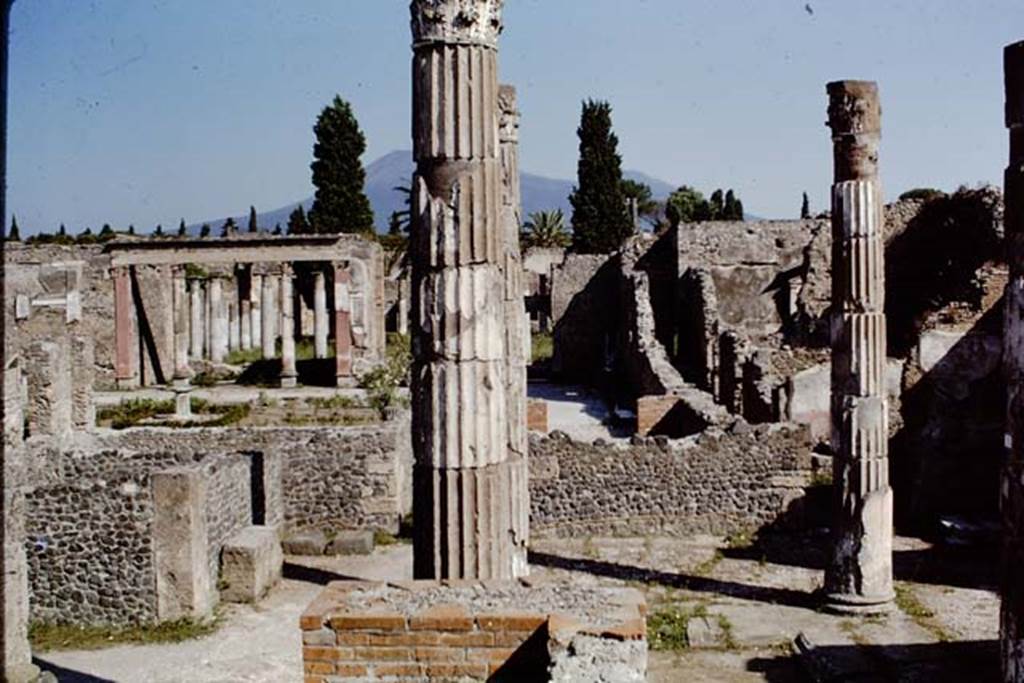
[410,0,526,580]
[172,268,191,380]
[333,265,353,384]
[314,271,329,359]
[280,266,298,388]
[261,274,276,360]
[208,277,227,363]
[1003,39,1024,683]
[250,273,263,351]
[189,279,203,360]
[823,80,893,613]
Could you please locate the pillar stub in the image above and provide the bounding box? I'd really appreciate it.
[826,80,881,183]
[411,0,504,48]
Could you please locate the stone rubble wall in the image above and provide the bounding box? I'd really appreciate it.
[528,423,812,538]
[202,454,253,588]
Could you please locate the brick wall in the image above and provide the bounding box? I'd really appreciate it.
[300,581,646,682]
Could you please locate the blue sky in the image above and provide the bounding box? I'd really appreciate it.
[8,1,1023,233]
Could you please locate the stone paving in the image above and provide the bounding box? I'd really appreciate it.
[37,531,998,682]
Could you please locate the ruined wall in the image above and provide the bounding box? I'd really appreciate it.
[528,423,812,537]
[551,254,616,381]
[203,454,253,587]
[25,448,180,625]
[4,244,116,387]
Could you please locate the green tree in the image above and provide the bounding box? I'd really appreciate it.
[8,215,20,241]
[127,224,135,236]
[272,223,283,236]
[801,192,811,219]
[308,95,374,234]
[248,205,259,233]
[76,227,96,244]
[199,224,211,238]
[709,189,725,219]
[723,189,742,220]
[99,224,115,242]
[178,219,187,237]
[899,188,945,202]
[522,209,571,249]
[665,186,710,227]
[287,204,310,235]
[58,223,67,237]
[221,217,237,237]
[568,99,632,253]
[153,224,164,237]
[620,179,658,226]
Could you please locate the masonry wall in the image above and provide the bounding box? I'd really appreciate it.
[528,423,812,537]
[203,454,253,587]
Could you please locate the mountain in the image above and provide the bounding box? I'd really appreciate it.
[188,150,680,235]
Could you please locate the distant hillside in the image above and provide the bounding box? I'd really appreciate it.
[188,150,680,235]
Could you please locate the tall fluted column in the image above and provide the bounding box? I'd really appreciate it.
[410,0,527,580]
[171,267,192,419]
[208,277,227,363]
[1002,39,1024,683]
[251,272,263,352]
[314,271,328,359]
[498,84,530,576]
[189,279,203,360]
[823,80,893,613]
[228,301,240,353]
[261,273,276,360]
[280,266,298,388]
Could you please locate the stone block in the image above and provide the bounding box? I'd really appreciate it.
[327,530,374,556]
[283,529,328,556]
[152,467,214,621]
[220,525,283,604]
[526,399,548,433]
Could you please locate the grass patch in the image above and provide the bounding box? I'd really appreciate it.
[373,529,411,546]
[531,332,553,363]
[716,614,738,650]
[30,616,220,652]
[894,582,954,642]
[692,550,723,577]
[724,530,756,550]
[224,347,263,365]
[191,371,219,388]
[810,468,834,487]
[98,398,250,430]
[309,394,364,410]
[581,536,599,560]
[647,603,708,651]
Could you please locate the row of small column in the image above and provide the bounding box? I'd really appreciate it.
[114,263,355,391]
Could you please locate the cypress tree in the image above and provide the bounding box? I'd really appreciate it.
[273,223,283,236]
[154,224,164,237]
[59,223,67,236]
[801,192,811,219]
[199,224,211,238]
[710,189,725,219]
[287,204,310,235]
[248,205,258,233]
[127,224,135,235]
[221,217,237,237]
[308,95,374,234]
[178,219,187,237]
[569,99,631,253]
[8,215,20,241]
[723,190,738,220]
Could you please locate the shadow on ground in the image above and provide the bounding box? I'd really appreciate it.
[35,658,116,683]
[748,639,999,682]
[528,551,816,609]
[282,562,359,586]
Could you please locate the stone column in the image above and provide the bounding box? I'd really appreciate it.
[251,272,263,351]
[823,80,893,613]
[1002,39,1024,683]
[261,273,276,359]
[333,264,354,385]
[279,265,298,388]
[498,84,530,576]
[209,276,227,363]
[410,0,527,580]
[113,266,136,388]
[171,267,192,420]
[228,301,240,352]
[189,279,204,361]
[205,280,213,360]
[314,271,329,359]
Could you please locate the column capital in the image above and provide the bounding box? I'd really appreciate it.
[411,0,503,49]
[498,84,519,144]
